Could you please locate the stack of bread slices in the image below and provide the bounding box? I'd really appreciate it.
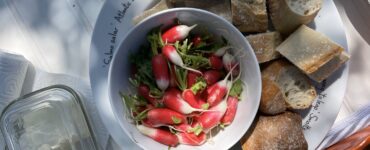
[243,0,349,149]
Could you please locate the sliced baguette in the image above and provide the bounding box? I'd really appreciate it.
[133,0,172,24]
[168,0,232,22]
[268,0,322,35]
[260,77,286,115]
[231,0,268,32]
[277,25,347,82]
[241,112,308,150]
[246,31,282,63]
[262,60,317,109]
[308,51,350,82]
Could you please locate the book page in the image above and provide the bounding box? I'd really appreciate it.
[0,50,30,150]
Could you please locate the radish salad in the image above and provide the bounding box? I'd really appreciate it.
[121,22,245,147]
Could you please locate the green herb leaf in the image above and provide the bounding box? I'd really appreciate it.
[134,109,150,121]
[179,39,189,53]
[171,116,182,124]
[120,93,136,112]
[174,65,188,91]
[128,78,139,87]
[219,123,226,129]
[179,52,210,69]
[147,26,164,55]
[229,79,243,99]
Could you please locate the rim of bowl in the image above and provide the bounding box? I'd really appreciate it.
[107,7,261,149]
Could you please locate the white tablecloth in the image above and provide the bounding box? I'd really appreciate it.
[0,0,369,149]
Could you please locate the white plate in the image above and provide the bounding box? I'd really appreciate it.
[89,0,349,149]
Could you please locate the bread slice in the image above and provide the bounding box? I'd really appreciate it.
[277,25,347,82]
[246,31,282,63]
[308,51,350,82]
[168,0,232,22]
[260,77,286,115]
[241,112,308,150]
[133,0,172,24]
[268,0,322,35]
[262,60,317,109]
[231,0,268,32]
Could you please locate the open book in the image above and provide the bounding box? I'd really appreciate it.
[0,50,108,149]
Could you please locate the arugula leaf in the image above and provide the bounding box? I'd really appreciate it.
[171,116,182,124]
[229,79,243,99]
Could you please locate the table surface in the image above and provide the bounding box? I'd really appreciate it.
[0,0,369,149]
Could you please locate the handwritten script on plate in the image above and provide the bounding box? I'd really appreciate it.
[103,0,136,67]
[302,80,327,130]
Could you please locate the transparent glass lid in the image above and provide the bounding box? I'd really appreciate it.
[0,85,97,150]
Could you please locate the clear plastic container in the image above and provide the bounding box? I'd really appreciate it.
[0,85,97,150]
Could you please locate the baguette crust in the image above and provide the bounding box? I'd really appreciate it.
[246,32,282,63]
[241,112,308,150]
[260,77,286,115]
[231,0,268,32]
[268,0,322,35]
[262,60,317,109]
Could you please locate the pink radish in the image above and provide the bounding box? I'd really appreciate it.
[163,88,213,114]
[223,52,240,76]
[169,64,178,87]
[197,97,209,110]
[182,89,201,109]
[193,99,228,133]
[191,35,202,47]
[206,79,231,107]
[142,119,155,128]
[136,125,179,146]
[138,84,158,106]
[146,108,187,127]
[209,55,223,70]
[182,79,207,109]
[187,71,200,88]
[203,70,222,85]
[162,45,202,74]
[220,96,239,126]
[162,24,197,43]
[152,54,170,91]
[206,63,239,107]
[214,46,232,57]
[174,123,191,132]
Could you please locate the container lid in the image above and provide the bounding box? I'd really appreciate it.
[0,85,97,150]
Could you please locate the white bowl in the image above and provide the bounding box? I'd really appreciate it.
[108,8,261,150]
